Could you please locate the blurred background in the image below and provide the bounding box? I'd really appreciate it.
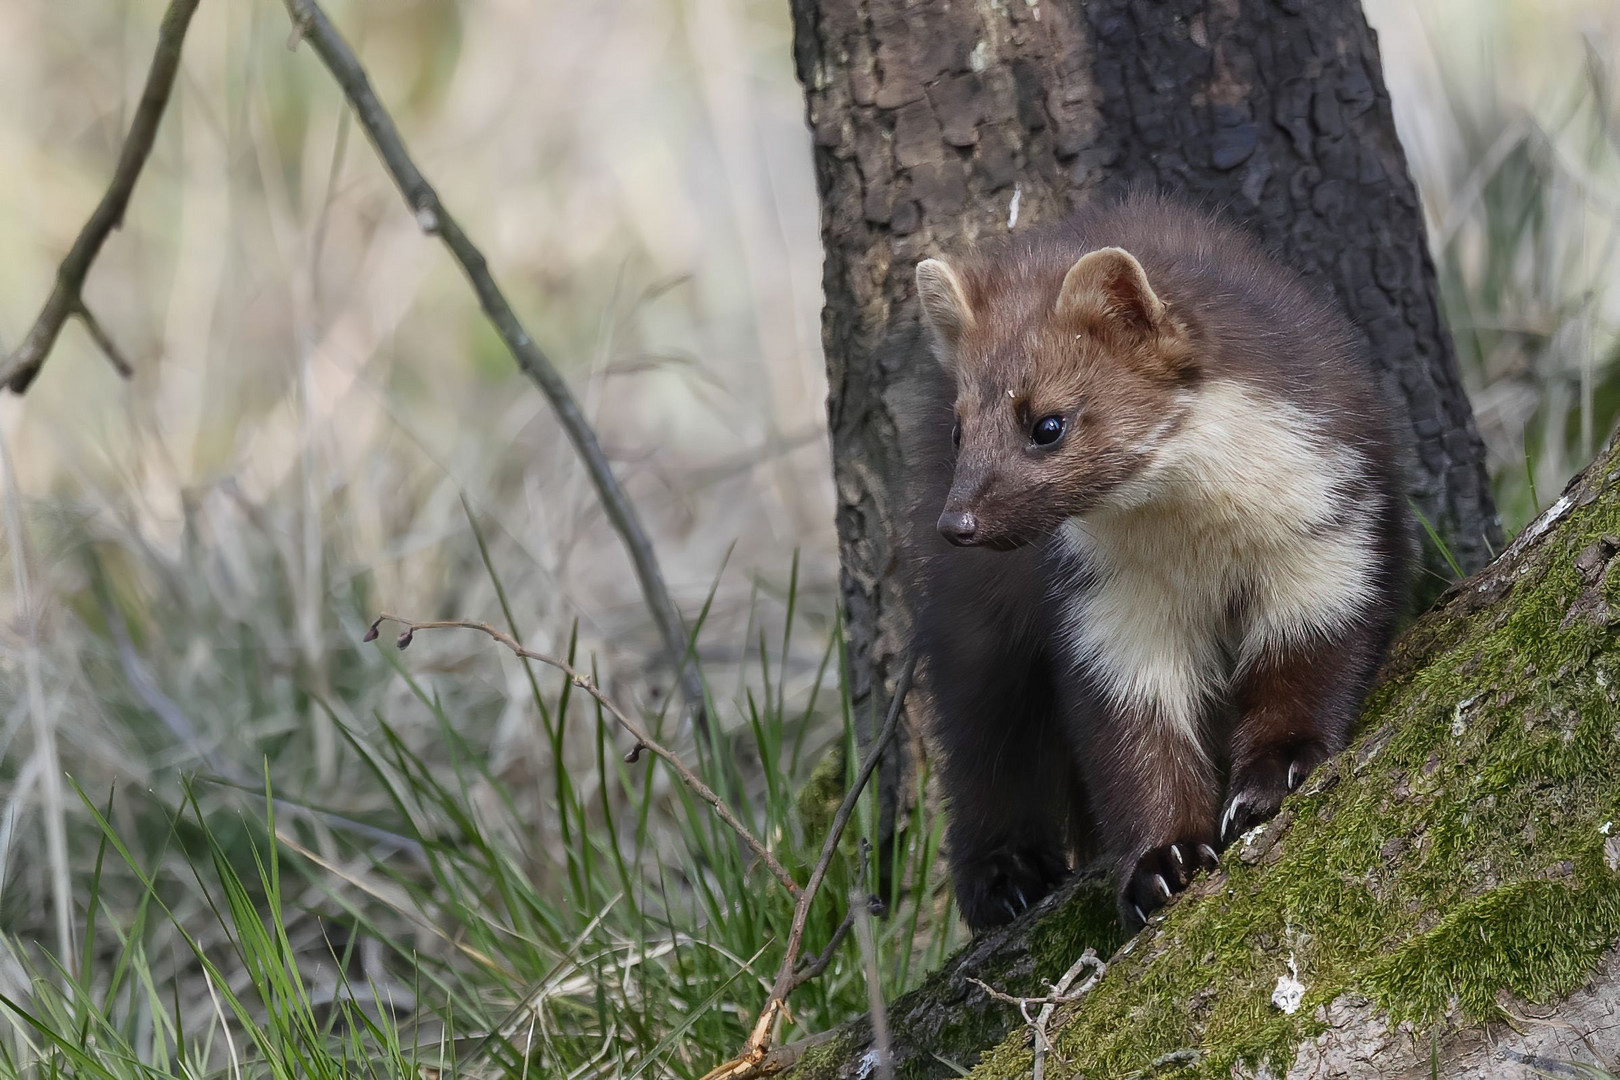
[0,0,1617,1074]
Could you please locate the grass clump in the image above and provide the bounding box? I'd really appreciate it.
[0,497,966,1077]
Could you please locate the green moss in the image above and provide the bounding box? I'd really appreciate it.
[961,446,1620,1079]
[794,741,848,841]
[1027,883,1129,978]
[789,1028,873,1080]
[1365,877,1620,1024]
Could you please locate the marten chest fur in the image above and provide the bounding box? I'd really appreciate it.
[1057,379,1382,740]
[903,194,1410,932]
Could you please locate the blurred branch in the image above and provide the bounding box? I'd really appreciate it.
[704,655,916,1080]
[75,305,136,379]
[366,614,799,898]
[281,0,707,727]
[0,0,199,393]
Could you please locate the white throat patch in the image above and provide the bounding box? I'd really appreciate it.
[1058,379,1379,750]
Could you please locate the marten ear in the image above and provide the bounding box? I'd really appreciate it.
[1055,247,1166,333]
[916,258,976,363]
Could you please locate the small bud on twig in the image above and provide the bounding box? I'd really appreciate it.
[362,618,382,642]
[396,628,414,650]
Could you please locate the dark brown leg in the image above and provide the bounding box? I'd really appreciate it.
[1070,695,1223,929]
[1220,623,1388,845]
[929,642,1078,933]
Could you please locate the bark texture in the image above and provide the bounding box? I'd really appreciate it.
[780,431,1620,1079]
[789,0,1503,862]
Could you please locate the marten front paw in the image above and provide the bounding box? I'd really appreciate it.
[1221,739,1332,845]
[1120,840,1220,929]
[955,847,1069,933]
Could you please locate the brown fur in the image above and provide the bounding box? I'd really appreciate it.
[899,193,1413,932]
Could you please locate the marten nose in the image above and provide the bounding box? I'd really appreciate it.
[938,510,979,545]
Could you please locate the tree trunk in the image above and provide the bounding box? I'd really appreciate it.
[781,430,1620,1078]
[789,0,1502,882]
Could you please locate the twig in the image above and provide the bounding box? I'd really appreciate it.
[366,614,797,897]
[966,978,1101,1016]
[279,0,706,726]
[969,948,1107,1080]
[792,892,862,984]
[702,657,916,1080]
[1,0,199,393]
[789,835,877,987]
[74,303,136,378]
[852,884,893,1080]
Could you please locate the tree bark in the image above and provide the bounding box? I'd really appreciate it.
[780,430,1620,1078]
[789,0,1503,880]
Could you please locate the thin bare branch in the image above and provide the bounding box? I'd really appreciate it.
[366,614,798,898]
[1,0,198,393]
[789,837,877,988]
[966,977,1101,1013]
[281,0,706,726]
[792,895,861,984]
[969,948,1107,1080]
[704,656,915,1080]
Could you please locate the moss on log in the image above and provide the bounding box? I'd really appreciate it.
[787,436,1620,1079]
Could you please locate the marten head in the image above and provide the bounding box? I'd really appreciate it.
[916,245,1199,549]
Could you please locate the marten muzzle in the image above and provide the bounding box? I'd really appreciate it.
[937,509,979,545]
[939,440,1067,549]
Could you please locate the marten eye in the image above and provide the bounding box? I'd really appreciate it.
[1031,414,1066,447]
[951,419,962,450]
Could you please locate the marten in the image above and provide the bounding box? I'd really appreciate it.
[900,193,1412,932]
